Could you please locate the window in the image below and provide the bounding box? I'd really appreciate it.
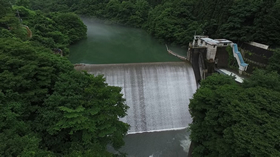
[224,43,227,46]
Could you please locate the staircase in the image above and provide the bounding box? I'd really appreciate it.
[231,43,248,73]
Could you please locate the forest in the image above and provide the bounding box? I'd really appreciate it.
[0,1,128,156]
[13,0,280,47]
[1,0,280,156]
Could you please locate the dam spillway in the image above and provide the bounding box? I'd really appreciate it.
[75,62,197,134]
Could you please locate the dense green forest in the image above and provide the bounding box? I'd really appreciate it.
[2,0,280,156]
[188,47,280,155]
[13,0,280,47]
[189,69,280,157]
[0,1,129,156]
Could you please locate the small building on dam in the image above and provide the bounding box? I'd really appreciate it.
[187,35,248,83]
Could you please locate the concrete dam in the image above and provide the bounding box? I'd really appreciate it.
[75,62,197,134]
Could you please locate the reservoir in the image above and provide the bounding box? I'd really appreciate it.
[69,18,187,64]
[70,19,196,157]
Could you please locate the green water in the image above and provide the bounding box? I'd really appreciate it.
[69,19,191,157]
[69,19,187,64]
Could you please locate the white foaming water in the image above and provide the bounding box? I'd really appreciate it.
[75,62,197,134]
[180,135,192,153]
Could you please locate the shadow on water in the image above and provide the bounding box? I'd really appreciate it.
[69,18,187,64]
[108,129,191,157]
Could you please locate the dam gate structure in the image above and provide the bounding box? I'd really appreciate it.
[187,35,249,83]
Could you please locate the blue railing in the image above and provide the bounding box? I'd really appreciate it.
[233,44,248,67]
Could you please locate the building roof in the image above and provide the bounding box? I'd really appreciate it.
[194,35,233,46]
[201,38,219,45]
[214,39,232,43]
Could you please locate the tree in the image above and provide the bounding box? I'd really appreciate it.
[26,0,280,46]
[16,0,31,8]
[189,73,280,157]
[0,1,22,39]
[105,0,121,19]
[35,71,129,155]
[146,0,201,45]
[53,13,87,44]
[0,37,129,156]
[267,49,280,74]
[0,37,71,156]
[0,0,12,18]
[0,2,132,156]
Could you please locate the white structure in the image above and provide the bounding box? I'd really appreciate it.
[219,69,245,83]
[191,35,248,73]
[248,41,269,50]
[193,36,232,60]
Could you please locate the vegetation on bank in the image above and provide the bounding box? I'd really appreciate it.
[188,47,280,156]
[189,70,280,156]
[15,0,280,47]
[2,0,280,156]
[0,1,129,156]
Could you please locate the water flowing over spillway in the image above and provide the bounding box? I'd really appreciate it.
[75,62,197,134]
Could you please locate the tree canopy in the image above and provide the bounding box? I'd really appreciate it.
[17,0,280,46]
[2,0,280,156]
[189,72,280,157]
[0,3,129,156]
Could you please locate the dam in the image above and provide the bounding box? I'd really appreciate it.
[70,19,197,156]
[75,62,197,134]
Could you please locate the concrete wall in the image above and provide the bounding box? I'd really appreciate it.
[189,46,230,82]
[206,45,217,60]
[248,42,269,50]
[215,47,229,68]
[240,42,273,58]
[189,48,207,83]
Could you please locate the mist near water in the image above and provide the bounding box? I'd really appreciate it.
[69,18,187,64]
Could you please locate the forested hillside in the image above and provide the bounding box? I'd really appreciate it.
[2,0,280,156]
[0,1,129,156]
[15,0,280,47]
[189,70,280,157]
[188,45,280,156]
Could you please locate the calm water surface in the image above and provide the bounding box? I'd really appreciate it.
[117,129,191,157]
[69,19,187,64]
[70,19,192,157]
